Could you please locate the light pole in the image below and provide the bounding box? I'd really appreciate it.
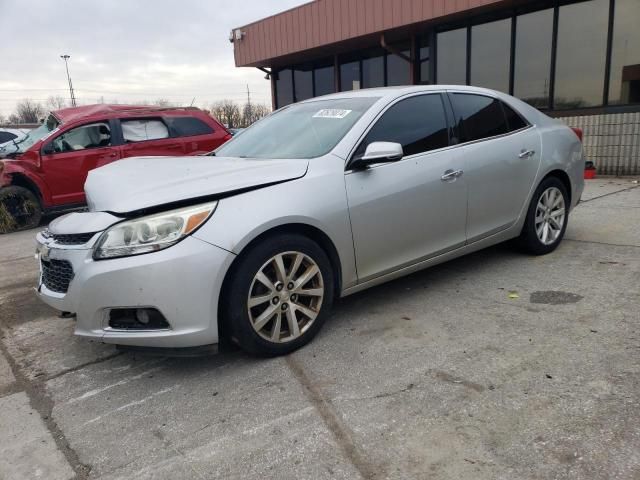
[60,54,77,107]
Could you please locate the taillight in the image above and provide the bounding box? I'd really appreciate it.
[571,127,583,142]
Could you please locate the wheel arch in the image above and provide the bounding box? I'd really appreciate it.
[541,169,572,205]
[7,173,45,208]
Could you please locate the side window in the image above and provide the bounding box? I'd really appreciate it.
[121,118,169,143]
[354,94,449,159]
[449,93,508,143]
[0,132,17,143]
[502,102,529,132]
[51,122,111,153]
[166,117,214,137]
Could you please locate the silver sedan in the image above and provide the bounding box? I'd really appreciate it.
[35,86,584,356]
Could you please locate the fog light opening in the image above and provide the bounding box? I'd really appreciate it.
[108,308,170,330]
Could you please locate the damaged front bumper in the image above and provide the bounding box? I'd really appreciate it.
[35,213,235,348]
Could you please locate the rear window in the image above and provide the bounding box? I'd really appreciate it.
[166,117,214,137]
[121,119,169,142]
[450,93,509,143]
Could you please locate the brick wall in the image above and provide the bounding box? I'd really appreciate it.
[557,112,640,176]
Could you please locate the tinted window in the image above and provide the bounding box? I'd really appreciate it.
[437,28,467,85]
[514,9,553,108]
[609,0,640,105]
[502,102,528,132]
[450,94,508,142]
[362,54,384,88]
[275,69,293,107]
[471,19,511,93]
[51,122,111,153]
[314,65,335,97]
[0,132,17,143]
[340,61,360,91]
[167,117,214,137]
[419,37,431,84]
[354,94,449,159]
[386,45,411,86]
[121,119,169,142]
[294,67,313,102]
[555,0,609,108]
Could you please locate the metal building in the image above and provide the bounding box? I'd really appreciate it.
[232,0,640,175]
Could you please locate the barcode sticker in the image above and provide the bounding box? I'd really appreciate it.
[313,109,352,119]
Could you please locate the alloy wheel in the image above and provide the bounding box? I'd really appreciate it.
[535,186,566,245]
[247,251,324,343]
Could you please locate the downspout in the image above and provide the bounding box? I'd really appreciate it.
[380,34,415,84]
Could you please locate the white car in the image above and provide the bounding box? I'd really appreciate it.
[0,128,29,154]
[35,86,585,356]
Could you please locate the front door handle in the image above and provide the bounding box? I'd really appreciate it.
[519,149,535,159]
[441,169,463,181]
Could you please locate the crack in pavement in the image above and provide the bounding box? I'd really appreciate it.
[564,238,640,249]
[578,183,639,204]
[285,355,380,480]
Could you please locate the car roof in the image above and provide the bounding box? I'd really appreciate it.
[302,84,511,102]
[52,104,203,124]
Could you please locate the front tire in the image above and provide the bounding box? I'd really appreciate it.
[223,234,334,356]
[0,186,42,233]
[518,177,569,255]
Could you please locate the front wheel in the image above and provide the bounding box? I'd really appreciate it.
[518,177,569,255]
[223,234,334,356]
[0,186,42,233]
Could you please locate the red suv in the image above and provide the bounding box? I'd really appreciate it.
[0,104,231,231]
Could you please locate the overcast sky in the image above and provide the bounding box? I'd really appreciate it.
[0,0,308,117]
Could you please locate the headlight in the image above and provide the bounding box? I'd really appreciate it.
[93,202,217,260]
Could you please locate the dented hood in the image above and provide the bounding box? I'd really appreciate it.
[85,156,309,214]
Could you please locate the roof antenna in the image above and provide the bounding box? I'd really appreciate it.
[190,97,196,107]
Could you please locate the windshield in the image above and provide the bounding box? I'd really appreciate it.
[215,97,379,159]
[15,114,60,153]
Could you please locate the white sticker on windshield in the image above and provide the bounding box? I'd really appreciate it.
[313,109,352,119]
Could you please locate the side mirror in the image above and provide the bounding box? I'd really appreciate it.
[351,142,403,170]
[42,143,54,155]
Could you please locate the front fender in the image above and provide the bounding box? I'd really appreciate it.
[0,161,53,207]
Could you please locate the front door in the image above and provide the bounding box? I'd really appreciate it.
[345,93,468,283]
[41,121,119,205]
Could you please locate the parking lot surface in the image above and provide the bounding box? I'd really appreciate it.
[0,178,638,480]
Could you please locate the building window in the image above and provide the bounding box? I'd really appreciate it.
[513,9,553,108]
[294,67,313,102]
[554,0,609,109]
[609,0,640,105]
[419,37,431,84]
[314,64,335,97]
[340,60,360,91]
[387,43,411,86]
[437,28,467,85]
[362,52,385,88]
[470,19,511,93]
[275,69,293,107]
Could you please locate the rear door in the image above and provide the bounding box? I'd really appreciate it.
[41,120,119,205]
[165,116,226,154]
[345,93,468,282]
[447,92,541,242]
[117,117,185,158]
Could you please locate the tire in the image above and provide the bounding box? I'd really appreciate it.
[518,177,569,255]
[0,186,42,233]
[223,234,334,356]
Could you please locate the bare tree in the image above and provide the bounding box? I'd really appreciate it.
[14,99,46,124]
[46,95,67,111]
[0,113,6,126]
[245,103,270,126]
[152,98,173,107]
[210,100,242,128]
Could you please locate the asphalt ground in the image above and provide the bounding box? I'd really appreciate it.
[0,177,638,479]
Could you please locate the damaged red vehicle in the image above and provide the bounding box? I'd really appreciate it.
[0,104,231,231]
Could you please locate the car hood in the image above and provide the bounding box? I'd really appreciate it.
[85,155,309,214]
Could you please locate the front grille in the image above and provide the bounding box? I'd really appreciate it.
[52,232,97,245]
[41,259,74,294]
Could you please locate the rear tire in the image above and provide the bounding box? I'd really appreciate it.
[223,234,334,356]
[518,177,569,255]
[0,186,42,233]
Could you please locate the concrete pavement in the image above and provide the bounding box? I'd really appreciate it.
[0,178,638,479]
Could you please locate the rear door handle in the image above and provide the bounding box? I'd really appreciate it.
[441,169,463,181]
[519,149,535,159]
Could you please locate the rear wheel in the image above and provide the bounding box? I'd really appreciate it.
[223,234,334,356]
[518,177,568,255]
[0,186,42,233]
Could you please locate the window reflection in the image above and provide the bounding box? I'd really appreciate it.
[340,61,360,91]
[609,0,640,104]
[294,67,313,102]
[362,53,385,88]
[314,65,335,97]
[437,28,467,85]
[471,19,511,93]
[276,69,293,107]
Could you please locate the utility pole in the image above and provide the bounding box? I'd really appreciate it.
[246,84,251,107]
[60,54,77,107]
